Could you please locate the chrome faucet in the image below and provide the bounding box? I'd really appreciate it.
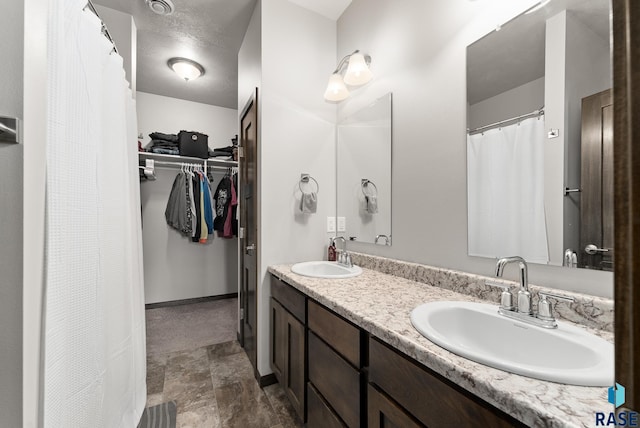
[333,236,352,267]
[495,256,531,314]
[488,256,576,328]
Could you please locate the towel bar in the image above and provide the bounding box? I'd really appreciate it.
[300,173,319,194]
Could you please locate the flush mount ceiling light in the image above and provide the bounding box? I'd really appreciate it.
[324,50,373,102]
[146,0,175,15]
[167,57,205,81]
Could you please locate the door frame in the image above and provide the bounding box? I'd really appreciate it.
[613,0,640,412]
[238,88,258,368]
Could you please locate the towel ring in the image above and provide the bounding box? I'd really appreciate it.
[299,173,319,194]
[361,179,378,197]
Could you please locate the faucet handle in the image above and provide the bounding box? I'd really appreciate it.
[537,291,576,321]
[485,280,515,311]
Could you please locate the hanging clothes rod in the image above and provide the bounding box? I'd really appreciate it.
[140,159,236,171]
[84,0,118,54]
[467,107,544,135]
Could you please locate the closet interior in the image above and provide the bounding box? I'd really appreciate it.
[138,150,239,305]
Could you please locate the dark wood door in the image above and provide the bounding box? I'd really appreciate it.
[613,0,640,410]
[240,89,258,373]
[580,89,613,270]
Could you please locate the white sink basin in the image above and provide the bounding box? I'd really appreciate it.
[410,301,613,386]
[291,261,362,279]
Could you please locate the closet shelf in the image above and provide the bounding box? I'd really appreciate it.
[139,151,238,168]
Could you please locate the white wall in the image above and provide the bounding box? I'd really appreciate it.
[0,0,23,424]
[137,92,238,149]
[337,0,613,298]
[95,5,137,94]
[136,92,239,303]
[468,77,544,130]
[238,0,262,112]
[256,0,337,376]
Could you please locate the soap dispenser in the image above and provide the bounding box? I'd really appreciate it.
[328,238,337,261]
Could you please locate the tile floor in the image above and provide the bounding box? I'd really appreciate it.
[145,298,302,428]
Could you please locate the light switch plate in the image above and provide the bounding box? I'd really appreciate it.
[327,216,336,232]
[337,217,346,232]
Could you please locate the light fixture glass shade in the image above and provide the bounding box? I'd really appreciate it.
[168,58,205,81]
[324,73,350,101]
[344,52,373,86]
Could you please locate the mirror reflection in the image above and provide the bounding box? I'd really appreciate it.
[466,0,612,270]
[337,93,392,245]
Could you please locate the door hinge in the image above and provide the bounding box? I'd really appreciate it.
[239,227,245,239]
[238,147,244,158]
[240,308,244,320]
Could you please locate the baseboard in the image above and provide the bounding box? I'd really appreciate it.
[145,292,238,310]
[258,373,277,388]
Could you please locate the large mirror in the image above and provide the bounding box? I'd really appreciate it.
[466,0,612,270]
[337,93,392,245]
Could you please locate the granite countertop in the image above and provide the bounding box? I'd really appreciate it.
[268,264,613,428]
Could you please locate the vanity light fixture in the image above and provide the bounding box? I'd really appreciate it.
[324,50,373,102]
[167,57,205,81]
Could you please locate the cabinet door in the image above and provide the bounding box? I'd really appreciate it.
[308,383,346,428]
[284,311,305,420]
[270,298,285,383]
[368,384,423,428]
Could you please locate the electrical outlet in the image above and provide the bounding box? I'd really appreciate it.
[327,216,336,233]
[337,217,346,232]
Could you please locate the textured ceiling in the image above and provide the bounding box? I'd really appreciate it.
[467,0,610,105]
[94,0,257,109]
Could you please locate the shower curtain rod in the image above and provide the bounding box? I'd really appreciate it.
[467,107,544,135]
[84,0,118,54]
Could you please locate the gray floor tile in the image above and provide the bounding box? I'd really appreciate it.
[147,353,167,396]
[263,384,303,428]
[206,340,244,359]
[215,379,280,428]
[163,347,217,414]
[210,351,255,388]
[146,298,238,356]
[176,400,221,428]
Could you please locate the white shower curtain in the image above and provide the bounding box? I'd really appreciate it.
[43,1,146,426]
[467,116,549,264]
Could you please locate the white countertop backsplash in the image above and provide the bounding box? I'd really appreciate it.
[268,253,615,428]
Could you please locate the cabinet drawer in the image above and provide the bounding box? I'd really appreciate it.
[309,332,361,428]
[308,300,361,367]
[368,338,522,428]
[271,275,306,322]
[307,383,346,428]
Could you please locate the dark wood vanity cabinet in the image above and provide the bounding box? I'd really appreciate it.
[270,276,306,421]
[270,275,526,428]
[368,337,525,428]
[307,300,365,427]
